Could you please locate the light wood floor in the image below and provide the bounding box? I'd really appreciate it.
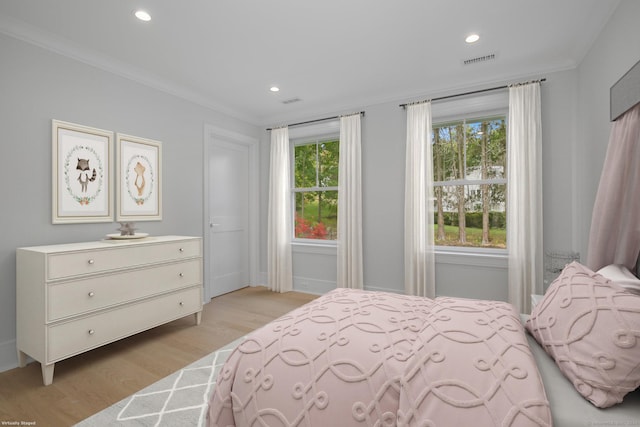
[0,286,317,426]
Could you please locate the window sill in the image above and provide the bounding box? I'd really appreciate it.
[290,242,507,267]
[435,247,507,268]
[292,240,337,256]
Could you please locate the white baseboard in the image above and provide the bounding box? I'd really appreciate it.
[258,271,335,295]
[293,276,335,295]
[364,285,403,294]
[0,338,18,373]
[258,271,403,296]
[258,271,267,287]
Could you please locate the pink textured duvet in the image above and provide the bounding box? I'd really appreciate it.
[207,289,551,426]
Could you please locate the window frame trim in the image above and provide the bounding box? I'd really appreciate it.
[432,112,509,252]
[291,133,340,244]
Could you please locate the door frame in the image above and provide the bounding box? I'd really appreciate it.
[203,124,259,302]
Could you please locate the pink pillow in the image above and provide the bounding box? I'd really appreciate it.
[526,261,640,408]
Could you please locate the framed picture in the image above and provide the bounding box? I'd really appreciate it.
[116,133,162,221]
[52,120,114,224]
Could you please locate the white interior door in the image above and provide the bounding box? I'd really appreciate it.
[208,140,250,297]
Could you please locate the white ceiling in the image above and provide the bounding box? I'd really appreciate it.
[0,0,621,126]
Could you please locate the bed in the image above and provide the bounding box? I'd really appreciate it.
[206,261,640,426]
[206,59,640,425]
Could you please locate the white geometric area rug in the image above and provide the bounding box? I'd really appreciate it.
[75,338,242,427]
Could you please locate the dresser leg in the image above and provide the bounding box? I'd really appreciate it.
[195,311,202,326]
[17,350,28,368]
[41,363,55,386]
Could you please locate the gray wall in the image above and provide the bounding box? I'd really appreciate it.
[259,69,580,300]
[0,34,259,371]
[258,0,640,301]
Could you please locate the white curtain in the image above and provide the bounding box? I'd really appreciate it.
[267,127,293,293]
[587,103,640,272]
[337,114,363,289]
[404,102,436,298]
[507,82,543,314]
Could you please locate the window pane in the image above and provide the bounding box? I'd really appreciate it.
[318,140,339,187]
[486,119,507,178]
[465,122,482,179]
[433,124,464,182]
[465,118,506,180]
[294,144,317,188]
[433,184,506,248]
[295,190,338,240]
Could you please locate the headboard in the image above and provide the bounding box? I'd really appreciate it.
[611,58,640,121]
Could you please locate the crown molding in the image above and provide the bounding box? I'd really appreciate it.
[0,14,258,125]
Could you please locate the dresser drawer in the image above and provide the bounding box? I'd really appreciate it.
[46,239,201,280]
[47,286,201,362]
[47,259,202,321]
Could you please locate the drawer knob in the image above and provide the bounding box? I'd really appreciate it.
[88,292,95,297]
[179,248,184,253]
[88,259,95,265]
[179,302,184,306]
[179,273,184,278]
[88,329,95,335]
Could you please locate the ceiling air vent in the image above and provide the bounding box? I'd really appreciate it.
[462,53,496,66]
[282,97,302,105]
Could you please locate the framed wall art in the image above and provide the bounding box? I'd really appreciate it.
[116,133,162,221]
[52,120,114,224]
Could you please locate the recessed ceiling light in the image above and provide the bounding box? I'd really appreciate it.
[465,34,480,43]
[135,10,151,22]
[270,86,280,92]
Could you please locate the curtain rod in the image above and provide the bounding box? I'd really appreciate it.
[267,111,365,131]
[399,78,546,108]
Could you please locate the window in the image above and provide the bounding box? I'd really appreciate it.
[293,138,339,240]
[432,115,507,249]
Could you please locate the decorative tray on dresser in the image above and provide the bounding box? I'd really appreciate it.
[16,235,203,385]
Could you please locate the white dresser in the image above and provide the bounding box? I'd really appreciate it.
[16,235,203,385]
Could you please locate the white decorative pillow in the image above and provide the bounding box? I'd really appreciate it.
[526,261,640,408]
[597,264,640,295]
